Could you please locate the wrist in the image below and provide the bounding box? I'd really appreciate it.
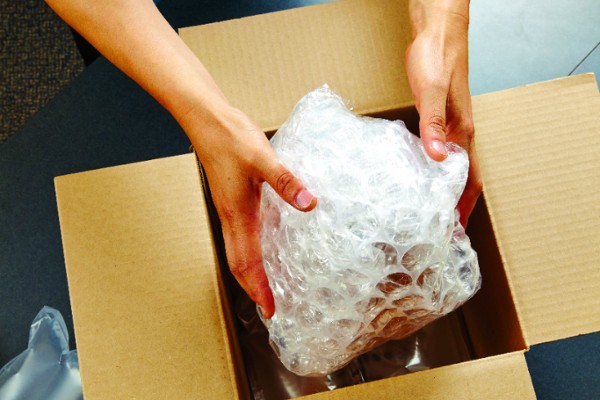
[409,0,470,37]
[177,95,253,156]
[173,88,234,137]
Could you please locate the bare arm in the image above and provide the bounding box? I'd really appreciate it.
[45,0,317,318]
[407,0,482,225]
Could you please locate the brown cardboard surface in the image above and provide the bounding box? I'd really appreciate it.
[461,197,526,358]
[179,0,414,134]
[56,155,530,399]
[299,352,535,400]
[55,154,245,399]
[472,73,600,345]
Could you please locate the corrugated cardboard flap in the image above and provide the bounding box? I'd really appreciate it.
[472,73,600,346]
[179,0,415,133]
[55,154,247,399]
[299,351,535,399]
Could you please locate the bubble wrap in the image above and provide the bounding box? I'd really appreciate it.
[260,86,481,376]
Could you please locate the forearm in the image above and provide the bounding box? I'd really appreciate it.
[45,0,231,137]
[405,0,471,124]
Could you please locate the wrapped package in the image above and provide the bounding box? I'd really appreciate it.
[260,86,481,376]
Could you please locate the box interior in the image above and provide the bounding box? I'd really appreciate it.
[219,191,527,400]
[198,104,527,398]
[462,197,526,358]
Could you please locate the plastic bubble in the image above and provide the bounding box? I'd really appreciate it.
[260,86,481,376]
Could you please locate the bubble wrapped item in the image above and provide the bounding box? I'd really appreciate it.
[259,86,481,376]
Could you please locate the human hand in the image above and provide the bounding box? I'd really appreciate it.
[185,106,317,319]
[44,0,319,318]
[406,0,482,226]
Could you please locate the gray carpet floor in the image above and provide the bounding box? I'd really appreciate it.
[1,0,84,144]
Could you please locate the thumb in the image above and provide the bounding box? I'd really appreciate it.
[418,88,449,162]
[262,158,317,212]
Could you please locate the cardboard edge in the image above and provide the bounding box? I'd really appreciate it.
[479,173,531,348]
[54,154,247,399]
[297,351,535,399]
[177,0,333,33]
[461,196,527,357]
[54,174,90,398]
[185,154,247,400]
[538,72,598,93]
[261,100,419,135]
[192,154,252,400]
[475,73,599,102]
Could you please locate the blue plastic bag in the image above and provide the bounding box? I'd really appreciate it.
[0,307,82,400]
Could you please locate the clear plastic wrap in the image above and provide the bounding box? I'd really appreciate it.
[260,86,481,376]
[0,307,82,400]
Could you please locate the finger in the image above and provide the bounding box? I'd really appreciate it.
[262,157,317,212]
[444,76,480,226]
[221,213,275,318]
[456,146,483,227]
[445,74,474,151]
[417,86,449,161]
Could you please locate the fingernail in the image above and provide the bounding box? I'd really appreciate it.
[432,140,448,157]
[295,188,314,209]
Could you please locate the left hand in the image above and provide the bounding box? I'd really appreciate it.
[406,0,482,226]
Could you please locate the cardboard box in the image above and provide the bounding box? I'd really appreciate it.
[54,0,600,398]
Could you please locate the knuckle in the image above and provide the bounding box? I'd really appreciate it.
[240,147,263,172]
[473,177,483,193]
[422,76,448,95]
[275,170,296,198]
[468,175,484,195]
[228,257,264,303]
[229,259,251,279]
[461,121,475,143]
[216,203,237,226]
[451,121,475,150]
[427,113,446,134]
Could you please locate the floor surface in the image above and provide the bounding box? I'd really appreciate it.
[1,0,84,144]
[469,0,600,95]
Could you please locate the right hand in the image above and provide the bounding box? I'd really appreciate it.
[184,105,317,319]
[44,0,318,318]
